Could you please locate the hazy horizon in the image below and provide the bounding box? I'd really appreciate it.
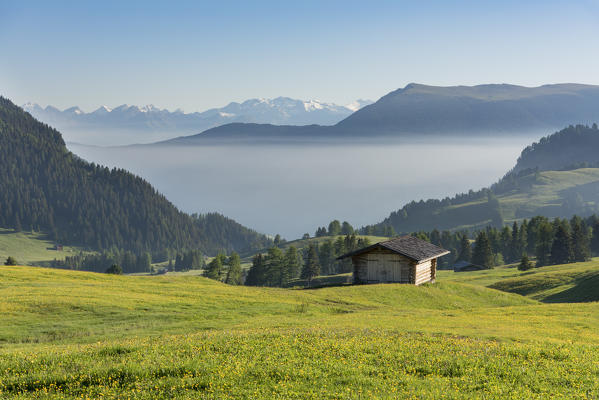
[69,135,539,238]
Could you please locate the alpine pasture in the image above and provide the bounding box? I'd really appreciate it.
[1,263,599,399]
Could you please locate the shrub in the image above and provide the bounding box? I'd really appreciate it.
[4,256,17,266]
[518,255,533,271]
[105,264,123,275]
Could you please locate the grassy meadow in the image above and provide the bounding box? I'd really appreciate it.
[1,262,599,398]
[443,167,599,231]
[0,229,83,266]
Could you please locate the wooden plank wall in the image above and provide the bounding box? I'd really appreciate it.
[414,260,433,286]
[352,249,418,284]
[352,254,369,284]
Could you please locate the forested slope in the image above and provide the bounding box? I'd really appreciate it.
[365,125,599,234]
[0,97,270,255]
[513,124,599,173]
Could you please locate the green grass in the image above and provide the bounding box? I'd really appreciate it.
[0,229,84,266]
[497,168,599,221]
[440,258,599,303]
[489,261,599,302]
[435,167,599,231]
[1,265,599,398]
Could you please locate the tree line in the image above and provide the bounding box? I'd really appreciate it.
[53,249,153,274]
[420,215,597,269]
[242,234,371,287]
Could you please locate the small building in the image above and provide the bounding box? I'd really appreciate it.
[338,236,450,285]
[453,260,486,272]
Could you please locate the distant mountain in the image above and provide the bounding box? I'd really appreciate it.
[23,97,372,145]
[160,83,599,145]
[0,96,271,255]
[338,83,599,135]
[364,124,599,235]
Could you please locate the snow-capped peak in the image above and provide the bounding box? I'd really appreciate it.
[93,105,112,114]
[133,104,162,113]
[303,100,325,112]
[345,99,373,112]
[64,106,84,115]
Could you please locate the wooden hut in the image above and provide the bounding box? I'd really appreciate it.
[338,236,449,285]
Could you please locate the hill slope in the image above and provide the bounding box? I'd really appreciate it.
[0,96,270,255]
[368,125,599,234]
[513,124,599,172]
[489,261,599,303]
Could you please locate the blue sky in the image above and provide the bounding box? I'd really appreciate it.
[2,0,599,112]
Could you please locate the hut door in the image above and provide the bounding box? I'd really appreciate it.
[367,256,378,282]
[380,255,394,283]
[393,263,402,282]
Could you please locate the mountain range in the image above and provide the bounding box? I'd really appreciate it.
[23,97,372,145]
[161,83,599,145]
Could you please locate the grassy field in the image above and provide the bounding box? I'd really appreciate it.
[435,167,599,231]
[1,263,599,398]
[0,229,84,266]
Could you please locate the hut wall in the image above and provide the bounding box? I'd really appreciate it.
[353,249,413,284]
[352,254,369,284]
[414,260,433,285]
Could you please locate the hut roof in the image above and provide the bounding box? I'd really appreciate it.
[337,235,450,262]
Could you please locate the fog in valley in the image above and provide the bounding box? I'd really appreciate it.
[69,136,539,239]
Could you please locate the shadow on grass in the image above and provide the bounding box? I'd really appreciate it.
[543,273,599,303]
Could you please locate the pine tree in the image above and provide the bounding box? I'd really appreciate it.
[245,254,266,286]
[383,225,396,237]
[328,220,341,236]
[225,252,243,285]
[457,235,472,262]
[283,246,301,286]
[430,229,441,246]
[571,216,590,262]
[519,220,528,259]
[341,221,354,235]
[500,225,512,262]
[301,244,321,286]
[510,222,521,262]
[318,240,334,275]
[535,222,553,267]
[549,225,573,265]
[205,254,224,281]
[315,227,327,237]
[472,232,494,269]
[265,246,284,286]
[591,220,599,256]
[518,255,532,271]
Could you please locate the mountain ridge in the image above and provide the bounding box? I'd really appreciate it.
[151,82,599,145]
[23,97,372,145]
